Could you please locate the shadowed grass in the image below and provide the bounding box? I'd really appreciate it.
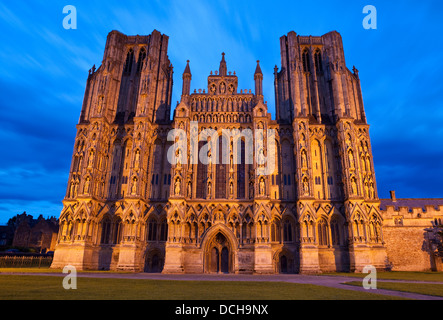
[344,281,443,297]
[0,275,404,300]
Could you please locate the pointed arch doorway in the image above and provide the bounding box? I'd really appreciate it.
[205,232,231,273]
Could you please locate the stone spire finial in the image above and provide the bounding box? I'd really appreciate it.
[183,60,191,76]
[219,52,227,76]
[254,60,262,75]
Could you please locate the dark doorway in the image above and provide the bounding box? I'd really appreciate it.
[211,247,219,273]
[151,254,159,273]
[221,247,229,273]
[206,232,231,273]
[280,255,288,273]
[144,251,163,273]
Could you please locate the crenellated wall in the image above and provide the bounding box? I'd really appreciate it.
[380,195,443,271]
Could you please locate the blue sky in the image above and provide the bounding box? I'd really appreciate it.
[0,0,442,224]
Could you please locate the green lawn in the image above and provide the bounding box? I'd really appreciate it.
[344,281,443,298]
[0,275,404,300]
[322,271,443,282]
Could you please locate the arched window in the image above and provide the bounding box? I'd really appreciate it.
[216,136,227,199]
[317,219,329,246]
[113,217,122,244]
[271,220,280,242]
[159,219,168,241]
[136,48,146,74]
[302,49,310,73]
[101,217,111,244]
[283,219,293,242]
[330,219,341,245]
[242,214,254,243]
[147,219,158,241]
[314,49,322,73]
[123,49,134,75]
[196,141,207,199]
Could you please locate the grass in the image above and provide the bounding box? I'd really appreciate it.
[0,267,132,274]
[0,275,404,300]
[321,271,443,282]
[344,281,443,298]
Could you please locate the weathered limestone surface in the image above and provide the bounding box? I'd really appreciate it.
[52,29,443,274]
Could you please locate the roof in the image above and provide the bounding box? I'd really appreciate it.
[380,198,443,211]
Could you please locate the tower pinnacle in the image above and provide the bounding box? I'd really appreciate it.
[219,52,227,76]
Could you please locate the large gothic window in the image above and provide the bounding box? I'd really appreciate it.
[150,140,163,199]
[331,219,341,246]
[216,137,227,199]
[113,217,122,244]
[147,218,158,241]
[100,217,111,244]
[136,48,146,74]
[314,49,322,73]
[317,218,329,246]
[271,220,281,242]
[196,141,207,199]
[283,219,293,242]
[159,219,168,241]
[123,49,134,75]
[237,139,246,199]
[302,49,310,73]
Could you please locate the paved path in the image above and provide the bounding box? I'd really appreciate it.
[2,271,442,300]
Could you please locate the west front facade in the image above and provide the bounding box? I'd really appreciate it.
[51,29,389,273]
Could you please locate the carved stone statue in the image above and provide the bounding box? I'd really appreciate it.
[351,178,357,195]
[207,182,212,198]
[259,178,265,195]
[84,177,90,194]
[348,150,354,168]
[88,150,94,167]
[131,177,137,195]
[70,182,75,198]
[301,150,307,168]
[187,182,192,197]
[303,178,309,195]
[135,150,140,168]
[175,178,181,195]
[176,148,182,168]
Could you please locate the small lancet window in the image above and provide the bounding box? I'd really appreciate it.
[314,49,323,73]
[123,49,134,75]
[136,48,146,74]
[302,49,310,73]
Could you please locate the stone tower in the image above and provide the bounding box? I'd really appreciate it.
[274,31,385,272]
[51,29,387,273]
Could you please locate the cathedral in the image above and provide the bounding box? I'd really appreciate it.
[50,29,391,274]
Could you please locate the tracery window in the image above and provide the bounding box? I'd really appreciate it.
[123,49,134,75]
[314,49,322,73]
[302,49,310,73]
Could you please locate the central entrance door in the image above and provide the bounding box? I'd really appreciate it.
[207,232,231,273]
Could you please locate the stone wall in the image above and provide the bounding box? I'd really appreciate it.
[381,199,443,271]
